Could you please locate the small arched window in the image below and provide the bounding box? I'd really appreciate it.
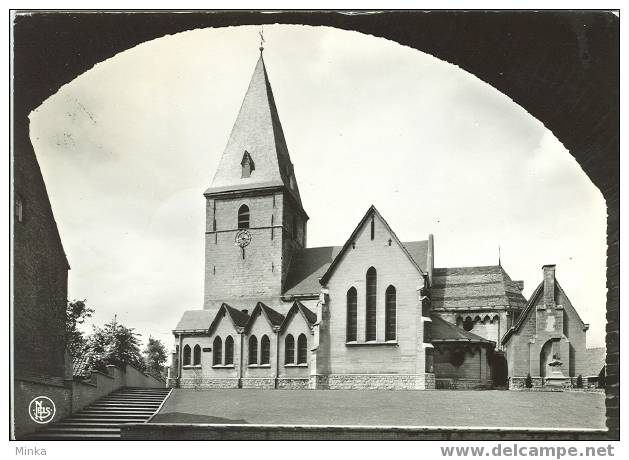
[213,336,222,366]
[284,334,295,364]
[366,267,377,341]
[183,344,191,366]
[193,344,201,366]
[224,336,234,365]
[260,335,271,365]
[238,204,250,229]
[248,335,258,365]
[463,317,474,332]
[346,287,357,342]
[385,285,396,341]
[297,334,308,365]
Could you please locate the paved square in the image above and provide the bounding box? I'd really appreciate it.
[151,389,605,429]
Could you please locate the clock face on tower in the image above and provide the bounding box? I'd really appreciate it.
[235,229,252,248]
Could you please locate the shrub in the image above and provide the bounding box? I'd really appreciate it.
[525,373,533,388]
[576,374,583,388]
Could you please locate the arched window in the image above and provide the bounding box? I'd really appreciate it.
[366,267,377,341]
[297,334,308,365]
[463,317,474,332]
[385,285,397,341]
[193,344,201,366]
[346,287,357,342]
[248,335,258,365]
[260,335,271,365]
[224,336,234,365]
[238,204,250,229]
[183,344,191,366]
[213,336,222,366]
[284,334,295,364]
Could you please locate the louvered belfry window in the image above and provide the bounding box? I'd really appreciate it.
[238,204,250,229]
[366,267,377,341]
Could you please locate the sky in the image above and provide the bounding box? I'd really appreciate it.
[29,24,607,352]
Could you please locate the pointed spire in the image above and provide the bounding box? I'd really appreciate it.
[206,52,303,206]
[498,244,501,267]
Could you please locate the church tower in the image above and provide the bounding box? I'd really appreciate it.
[203,51,308,313]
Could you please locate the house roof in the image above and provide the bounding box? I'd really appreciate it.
[318,206,426,286]
[280,300,317,332]
[205,54,303,208]
[282,238,429,297]
[430,265,527,311]
[583,347,606,377]
[72,354,91,378]
[429,315,495,345]
[244,302,285,332]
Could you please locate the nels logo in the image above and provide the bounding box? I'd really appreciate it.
[28,396,56,424]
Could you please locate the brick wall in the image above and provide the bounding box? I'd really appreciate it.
[13,122,71,438]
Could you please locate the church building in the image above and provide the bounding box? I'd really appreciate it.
[169,50,594,391]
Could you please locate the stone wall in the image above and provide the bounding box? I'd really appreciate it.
[312,373,435,390]
[179,378,239,389]
[277,378,309,389]
[436,378,492,390]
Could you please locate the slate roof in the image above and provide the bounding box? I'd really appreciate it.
[429,315,495,345]
[583,347,606,377]
[280,300,318,333]
[72,354,91,378]
[430,265,527,310]
[282,239,429,296]
[245,302,286,331]
[174,310,214,332]
[206,55,303,207]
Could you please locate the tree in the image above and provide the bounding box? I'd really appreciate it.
[576,374,584,389]
[143,336,168,375]
[85,317,145,373]
[65,299,94,357]
[525,373,533,388]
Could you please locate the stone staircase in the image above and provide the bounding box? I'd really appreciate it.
[26,387,171,440]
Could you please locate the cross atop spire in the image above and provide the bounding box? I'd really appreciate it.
[259,26,265,54]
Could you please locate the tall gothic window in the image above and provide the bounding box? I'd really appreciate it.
[183,344,191,366]
[213,336,222,366]
[366,267,377,341]
[224,336,234,365]
[284,334,295,364]
[260,335,271,365]
[248,335,258,365]
[193,344,201,366]
[346,287,357,342]
[385,285,397,341]
[238,204,250,229]
[297,334,308,365]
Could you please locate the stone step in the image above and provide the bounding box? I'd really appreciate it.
[63,418,148,424]
[28,432,120,440]
[72,413,151,419]
[42,427,121,434]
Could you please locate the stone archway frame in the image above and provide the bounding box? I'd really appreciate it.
[11,10,619,438]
